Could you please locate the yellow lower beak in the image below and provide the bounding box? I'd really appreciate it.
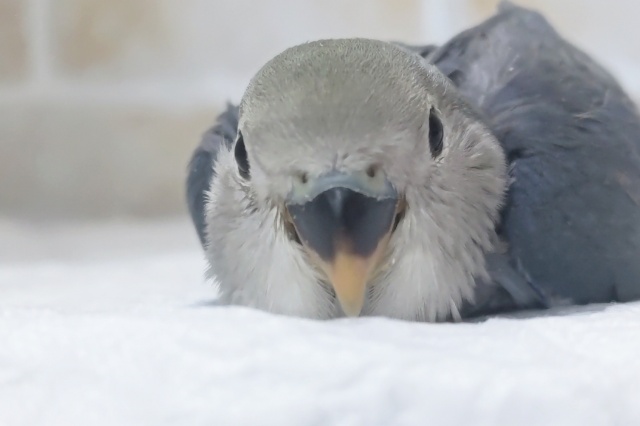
[326,251,370,316]
[319,235,391,317]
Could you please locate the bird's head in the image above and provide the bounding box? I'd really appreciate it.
[206,39,507,321]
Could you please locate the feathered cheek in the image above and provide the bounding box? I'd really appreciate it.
[382,167,412,198]
[396,151,436,189]
[246,167,287,205]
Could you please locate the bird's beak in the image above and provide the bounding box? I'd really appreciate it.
[285,171,400,316]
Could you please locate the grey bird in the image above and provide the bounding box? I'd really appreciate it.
[186,2,640,321]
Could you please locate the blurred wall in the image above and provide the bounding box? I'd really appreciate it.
[0,0,638,222]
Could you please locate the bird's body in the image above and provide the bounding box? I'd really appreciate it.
[187,2,640,321]
[428,3,640,314]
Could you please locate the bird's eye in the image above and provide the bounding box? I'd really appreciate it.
[234,131,250,180]
[298,172,308,185]
[428,107,444,158]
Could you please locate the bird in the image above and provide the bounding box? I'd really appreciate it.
[186,2,640,322]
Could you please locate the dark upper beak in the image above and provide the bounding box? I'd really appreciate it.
[285,171,399,316]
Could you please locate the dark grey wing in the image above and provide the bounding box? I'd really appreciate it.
[186,103,239,247]
[430,1,640,314]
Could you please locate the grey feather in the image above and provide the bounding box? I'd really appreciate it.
[186,103,239,247]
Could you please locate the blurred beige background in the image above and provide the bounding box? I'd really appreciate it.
[1,0,639,224]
